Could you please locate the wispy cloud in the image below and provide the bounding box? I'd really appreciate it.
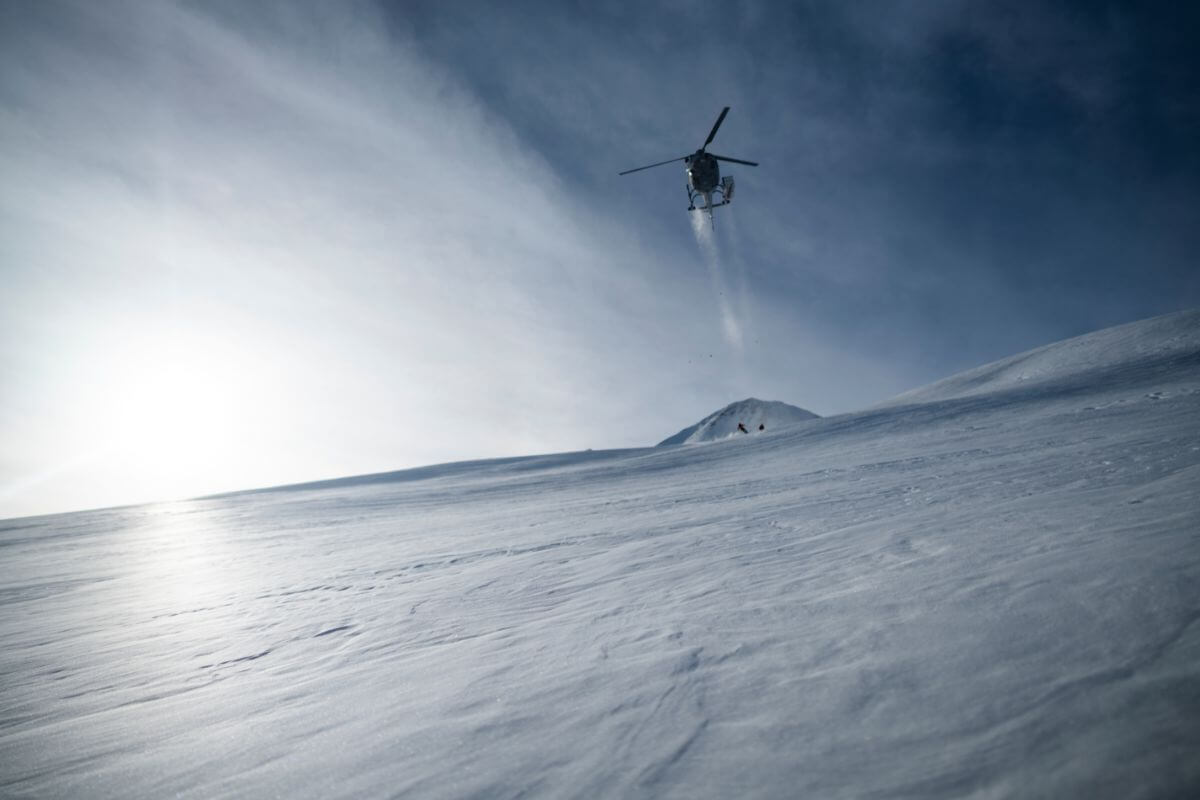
[1,1,866,516]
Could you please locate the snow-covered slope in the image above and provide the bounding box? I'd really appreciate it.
[658,397,818,445]
[882,308,1200,406]
[3,310,1199,798]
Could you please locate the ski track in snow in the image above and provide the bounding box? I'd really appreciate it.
[3,311,1200,798]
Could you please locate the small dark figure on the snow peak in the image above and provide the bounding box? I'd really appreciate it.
[737,422,748,434]
[759,423,765,431]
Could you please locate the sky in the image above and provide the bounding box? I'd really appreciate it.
[2,0,1198,519]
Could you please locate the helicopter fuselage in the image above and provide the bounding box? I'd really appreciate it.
[684,151,732,213]
[685,151,720,194]
[617,106,755,216]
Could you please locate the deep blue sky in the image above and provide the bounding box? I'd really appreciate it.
[386,0,1199,363]
[2,0,1198,516]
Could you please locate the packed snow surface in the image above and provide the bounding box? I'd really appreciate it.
[3,310,1200,798]
[658,397,819,445]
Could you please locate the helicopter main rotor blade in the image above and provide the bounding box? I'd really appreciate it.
[712,154,759,167]
[618,156,687,176]
[703,106,731,148]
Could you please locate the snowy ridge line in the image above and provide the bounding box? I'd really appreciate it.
[260,307,1200,501]
[4,310,1194,522]
[883,307,1200,406]
[822,354,1199,438]
[863,348,1200,430]
[170,311,1200,507]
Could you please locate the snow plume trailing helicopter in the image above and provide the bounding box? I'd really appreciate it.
[619,107,758,219]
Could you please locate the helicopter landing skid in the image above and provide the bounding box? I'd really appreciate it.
[686,176,735,213]
[688,200,730,212]
[687,192,731,211]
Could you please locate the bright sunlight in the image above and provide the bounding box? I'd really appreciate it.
[89,327,272,502]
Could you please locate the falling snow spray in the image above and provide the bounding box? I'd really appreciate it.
[691,211,743,351]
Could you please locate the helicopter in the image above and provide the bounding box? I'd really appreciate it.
[619,106,758,218]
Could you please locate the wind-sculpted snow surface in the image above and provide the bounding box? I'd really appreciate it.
[3,310,1200,798]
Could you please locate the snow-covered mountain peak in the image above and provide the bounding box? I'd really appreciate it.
[657,397,819,446]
